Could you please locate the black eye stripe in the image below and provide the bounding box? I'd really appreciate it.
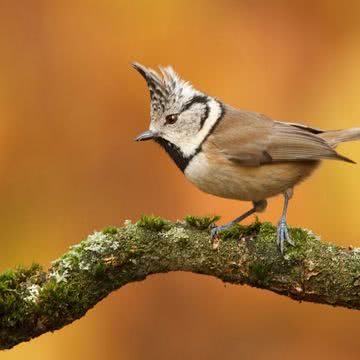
[181,95,208,113]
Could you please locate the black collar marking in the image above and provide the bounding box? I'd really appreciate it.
[155,138,190,172]
[155,100,226,173]
[197,100,225,151]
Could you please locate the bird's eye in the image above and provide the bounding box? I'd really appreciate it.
[165,114,178,125]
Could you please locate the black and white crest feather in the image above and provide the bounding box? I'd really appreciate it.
[132,62,203,118]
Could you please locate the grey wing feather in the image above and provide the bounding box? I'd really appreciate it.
[267,121,343,162]
[211,107,354,165]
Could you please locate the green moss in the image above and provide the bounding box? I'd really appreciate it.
[258,222,277,240]
[136,215,170,231]
[0,264,44,332]
[252,222,322,260]
[39,280,87,324]
[248,262,272,286]
[93,261,106,277]
[0,293,30,329]
[184,215,221,230]
[0,263,43,292]
[219,219,262,240]
[102,226,119,235]
[282,227,320,261]
[0,270,17,292]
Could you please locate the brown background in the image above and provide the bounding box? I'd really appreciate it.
[1,1,360,359]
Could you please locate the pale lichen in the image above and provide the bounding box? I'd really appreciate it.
[162,227,189,241]
[85,231,120,253]
[49,230,121,276]
[24,284,41,303]
[49,269,70,283]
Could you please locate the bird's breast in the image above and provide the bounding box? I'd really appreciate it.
[184,151,319,201]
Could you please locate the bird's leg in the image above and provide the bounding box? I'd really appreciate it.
[211,200,267,238]
[277,189,295,254]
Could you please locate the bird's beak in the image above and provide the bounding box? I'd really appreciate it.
[135,130,156,141]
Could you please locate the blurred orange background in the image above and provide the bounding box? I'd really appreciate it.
[1,0,360,359]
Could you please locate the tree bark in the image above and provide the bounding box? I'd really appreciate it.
[0,215,359,350]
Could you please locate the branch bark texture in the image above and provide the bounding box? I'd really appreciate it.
[1,215,360,350]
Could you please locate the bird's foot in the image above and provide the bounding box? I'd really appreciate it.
[277,218,294,254]
[210,222,235,239]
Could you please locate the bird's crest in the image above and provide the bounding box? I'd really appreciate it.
[132,62,200,117]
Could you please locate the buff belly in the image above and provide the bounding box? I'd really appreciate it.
[184,152,319,202]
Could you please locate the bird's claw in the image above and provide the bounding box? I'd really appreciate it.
[277,219,294,254]
[211,226,222,239]
[210,223,233,239]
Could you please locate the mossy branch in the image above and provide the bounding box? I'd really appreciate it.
[1,215,360,350]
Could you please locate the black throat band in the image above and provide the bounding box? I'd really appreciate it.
[155,138,190,172]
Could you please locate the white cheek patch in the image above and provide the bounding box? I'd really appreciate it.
[180,99,223,157]
[182,103,207,135]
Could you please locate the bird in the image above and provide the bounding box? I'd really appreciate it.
[133,62,360,254]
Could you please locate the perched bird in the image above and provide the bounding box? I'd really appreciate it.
[133,63,360,253]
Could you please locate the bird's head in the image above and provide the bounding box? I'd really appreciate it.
[133,63,224,161]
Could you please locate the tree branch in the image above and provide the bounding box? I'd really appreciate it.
[1,215,359,350]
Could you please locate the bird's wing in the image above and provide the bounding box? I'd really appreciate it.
[210,107,352,165]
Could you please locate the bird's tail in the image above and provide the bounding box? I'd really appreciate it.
[320,128,360,148]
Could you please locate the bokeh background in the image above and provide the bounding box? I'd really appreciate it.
[1,0,360,359]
